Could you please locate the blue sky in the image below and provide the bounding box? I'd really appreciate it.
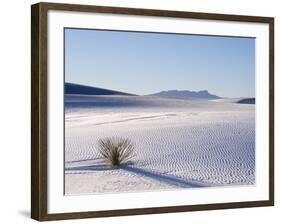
[65,28,255,97]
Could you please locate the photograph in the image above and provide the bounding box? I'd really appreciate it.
[63,28,256,195]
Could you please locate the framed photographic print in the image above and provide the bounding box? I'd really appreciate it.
[31,2,274,221]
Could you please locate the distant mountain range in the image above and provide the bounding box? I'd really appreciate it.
[65,83,223,100]
[149,90,221,100]
[65,83,136,96]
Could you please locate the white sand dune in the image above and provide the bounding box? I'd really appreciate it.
[64,95,255,195]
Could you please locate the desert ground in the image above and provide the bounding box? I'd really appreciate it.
[64,95,255,195]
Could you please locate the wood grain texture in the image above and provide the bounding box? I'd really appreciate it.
[269,19,274,204]
[31,3,48,221]
[31,3,40,220]
[31,2,274,221]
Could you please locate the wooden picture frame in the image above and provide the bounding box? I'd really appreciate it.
[31,2,274,221]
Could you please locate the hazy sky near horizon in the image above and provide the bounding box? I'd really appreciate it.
[65,28,255,97]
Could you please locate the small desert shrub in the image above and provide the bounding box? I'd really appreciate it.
[98,137,135,168]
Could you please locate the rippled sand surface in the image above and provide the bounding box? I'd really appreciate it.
[64,95,255,195]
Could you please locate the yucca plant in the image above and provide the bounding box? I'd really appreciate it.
[98,137,135,168]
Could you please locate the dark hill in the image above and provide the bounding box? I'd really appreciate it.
[65,83,136,96]
[237,98,255,104]
[149,90,221,100]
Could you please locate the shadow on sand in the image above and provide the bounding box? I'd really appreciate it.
[120,166,207,188]
[65,164,109,171]
[65,162,207,188]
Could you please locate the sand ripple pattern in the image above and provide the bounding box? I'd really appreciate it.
[64,95,255,194]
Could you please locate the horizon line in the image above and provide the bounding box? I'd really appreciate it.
[65,82,255,98]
